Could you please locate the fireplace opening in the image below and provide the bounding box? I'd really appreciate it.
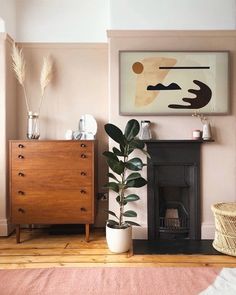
[159,188,190,239]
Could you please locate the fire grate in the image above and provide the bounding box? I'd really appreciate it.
[159,201,189,234]
[159,216,189,233]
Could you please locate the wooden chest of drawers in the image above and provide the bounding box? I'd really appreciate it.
[9,140,97,243]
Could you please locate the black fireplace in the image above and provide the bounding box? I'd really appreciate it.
[146,140,202,240]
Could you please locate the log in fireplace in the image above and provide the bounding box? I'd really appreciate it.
[146,140,203,240]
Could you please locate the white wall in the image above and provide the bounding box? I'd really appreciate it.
[0,0,16,37]
[16,0,109,42]
[110,0,236,29]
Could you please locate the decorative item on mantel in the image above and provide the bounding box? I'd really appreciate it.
[139,120,152,140]
[11,44,53,139]
[192,111,212,140]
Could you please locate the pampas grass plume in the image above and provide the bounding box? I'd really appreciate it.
[12,44,26,85]
[40,56,53,96]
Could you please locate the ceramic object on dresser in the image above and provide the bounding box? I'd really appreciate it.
[103,119,149,253]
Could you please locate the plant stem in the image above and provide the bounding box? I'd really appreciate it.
[22,83,30,113]
[38,92,45,115]
[119,151,128,227]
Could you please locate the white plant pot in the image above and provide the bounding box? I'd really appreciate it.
[106,224,132,253]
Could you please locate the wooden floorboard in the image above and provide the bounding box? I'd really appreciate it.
[0,228,236,269]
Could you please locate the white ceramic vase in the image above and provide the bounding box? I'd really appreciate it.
[202,123,212,140]
[106,224,132,253]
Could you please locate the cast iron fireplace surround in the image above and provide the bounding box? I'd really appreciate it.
[145,140,203,241]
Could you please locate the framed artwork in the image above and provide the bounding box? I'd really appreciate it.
[119,51,229,115]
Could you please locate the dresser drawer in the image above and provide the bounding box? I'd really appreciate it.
[11,187,92,201]
[10,141,93,170]
[12,197,93,224]
[11,169,92,189]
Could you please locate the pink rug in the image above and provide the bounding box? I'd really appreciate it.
[0,267,234,295]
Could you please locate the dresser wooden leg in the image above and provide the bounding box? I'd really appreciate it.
[29,224,33,231]
[85,224,90,242]
[16,225,20,243]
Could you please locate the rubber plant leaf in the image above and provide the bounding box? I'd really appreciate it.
[124,194,140,202]
[112,147,124,156]
[123,210,137,217]
[125,158,146,171]
[104,182,119,193]
[105,209,119,219]
[124,119,140,141]
[125,172,142,182]
[125,221,140,226]
[108,172,119,182]
[105,123,125,146]
[126,177,147,188]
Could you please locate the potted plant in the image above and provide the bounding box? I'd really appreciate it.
[103,119,149,253]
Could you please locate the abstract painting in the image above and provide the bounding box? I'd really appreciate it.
[119,51,229,115]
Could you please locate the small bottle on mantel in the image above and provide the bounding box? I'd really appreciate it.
[139,120,152,140]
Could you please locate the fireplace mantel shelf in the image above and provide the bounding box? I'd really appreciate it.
[143,139,214,143]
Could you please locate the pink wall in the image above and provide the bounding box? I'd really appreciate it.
[108,30,236,239]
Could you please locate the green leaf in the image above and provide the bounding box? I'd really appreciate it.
[104,182,119,193]
[104,123,125,146]
[105,210,119,220]
[116,195,127,206]
[127,147,134,155]
[124,119,140,141]
[123,210,137,217]
[107,219,119,226]
[125,221,140,226]
[129,139,145,149]
[108,172,119,182]
[125,172,141,182]
[126,177,147,188]
[103,151,119,162]
[106,158,125,175]
[125,158,145,171]
[112,147,124,156]
[124,194,140,202]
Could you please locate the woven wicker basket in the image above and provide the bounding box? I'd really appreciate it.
[211,202,236,256]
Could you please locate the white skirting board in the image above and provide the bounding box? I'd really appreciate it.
[0,218,14,236]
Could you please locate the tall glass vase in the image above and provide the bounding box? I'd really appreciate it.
[27,112,40,139]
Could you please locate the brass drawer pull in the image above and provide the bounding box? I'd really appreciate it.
[80,207,87,212]
[18,208,25,213]
[18,172,24,177]
[18,155,24,159]
[18,144,24,148]
[80,143,86,148]
[81,153,87,159]
[18,190,25,195]
[80,171,87,176]
[80,189,86,194]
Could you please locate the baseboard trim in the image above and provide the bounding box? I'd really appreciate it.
[201,222,215,239]
[0,218,14,236]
